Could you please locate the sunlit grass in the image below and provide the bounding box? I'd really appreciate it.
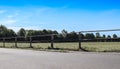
[0,42,120,52]
[82,42,120,52]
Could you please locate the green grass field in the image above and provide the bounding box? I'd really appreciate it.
[82,42,120,52]
[0,42,120,52]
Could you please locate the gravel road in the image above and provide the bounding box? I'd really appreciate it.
[0,48,120,69]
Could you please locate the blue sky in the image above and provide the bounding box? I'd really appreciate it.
[0,0,120,33]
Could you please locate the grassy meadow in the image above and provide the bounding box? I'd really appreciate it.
[0,42,120,52]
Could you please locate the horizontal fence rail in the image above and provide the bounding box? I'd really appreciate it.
[80,29,120,33]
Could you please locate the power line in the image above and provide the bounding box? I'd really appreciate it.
[80,29,120,33]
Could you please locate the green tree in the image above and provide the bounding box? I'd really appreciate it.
[61,29,68,38]
[96,32,101,38]
[7,29,16,37]
[107,35,111,38]
[43,29,48,34]
[27,30,34,36]
[85,33,95,39]
[66,31,78,41]
[52,30,58,34]
[81,33,85,39]
[17,28,26,36]
[102,34,106,38]
[0,25,9,37]
[47,30,53,34]
[113,34,117,38]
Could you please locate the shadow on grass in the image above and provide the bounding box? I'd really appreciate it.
[1,46,120,52]
[48,46,80,51]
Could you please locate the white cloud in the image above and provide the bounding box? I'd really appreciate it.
[0,19,17,24]
[0,10,6,14]
[0,10,19,25]
[7,12,20,19]
[7,15,14,18]
[8,26,40,32]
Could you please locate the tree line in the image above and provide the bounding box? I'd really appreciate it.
[0,25,119,42]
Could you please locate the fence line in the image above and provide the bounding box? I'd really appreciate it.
[0,34,56,49]
[78,29,120,51]
[0,29,120,51]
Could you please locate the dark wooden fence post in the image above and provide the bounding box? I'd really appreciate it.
[51,34,54,49]
[30,36,33,48]
[79,32,82,50]
[15,37,17,48]
[3,38,5,47]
